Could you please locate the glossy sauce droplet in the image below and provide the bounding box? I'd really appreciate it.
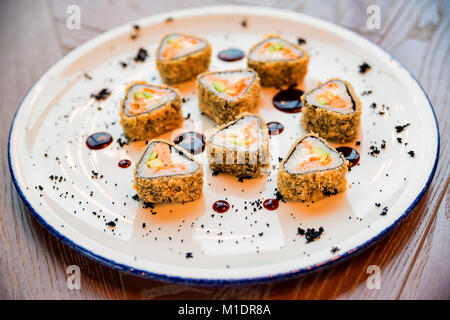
[267,122,285,136]
[173,132,205,155]
[217,48,245,62]
[336,146,360,168]
[212,200,230,213]
[86,132,113,150]
[272,88,304,113]
[118,159,132,168]
[263,199,279,210]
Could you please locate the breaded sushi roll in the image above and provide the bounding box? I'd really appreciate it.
[300,79,361,142]
[197,69,260,125]
[247,35,309,87]
[119,81,182,141]
[134,139,203,203]
[206,113,269,178]
[277,133,347,202]
[156,33,211,84]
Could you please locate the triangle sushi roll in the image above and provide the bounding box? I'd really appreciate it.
[134,139,203,203]
[300,79,362,142]
[197,69,261,125]
[206,113,269,178]
[119,81,183,141]
[247,35,309,87]
[156,33,211,84]
[277,133,348,202]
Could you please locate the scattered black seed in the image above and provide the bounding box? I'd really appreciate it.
[361,90,372,95]
[119,61,128,68]
[298,227,324,243]
[356,141,361,146]
[297,38,306,45]
[83,72,93,80]
[278,157,283,162]
[134,48,148,62]
[238,176,252,183]
[408,150,415,157]
[143,201,154,209]
[184,113,191,120]
[397,137,403,143]
[132,194,140,201]
[275,191,284,201]
[241,18,247,27]
[381,140,386,149]
[305,227,324,243]
[375,202,381,207]
[369,145,380,156]
[106,221,116,227]
[116,136,129,148]
[380,207,388,216]
[395,123,410,133]
[331,246,340,254]
[91,88,111,101]
[133,24,140,31]
[186,252,193,259]
[370,102,377,109]
[165,17,173,23]
[323,188,338,197]
[359,62,371,74]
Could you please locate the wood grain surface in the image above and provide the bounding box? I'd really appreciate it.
[0,0,448,300]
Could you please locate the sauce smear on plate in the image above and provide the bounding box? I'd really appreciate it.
[86,132,113,150]
[336,146,360,168]
[273,88,303,113]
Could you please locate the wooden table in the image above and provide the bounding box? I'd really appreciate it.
[0,0,448,300]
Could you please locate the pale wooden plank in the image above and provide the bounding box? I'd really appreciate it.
[0,0,126,299]
[1,0,447,299]
[415,191,450,299]
[49,0,227,32]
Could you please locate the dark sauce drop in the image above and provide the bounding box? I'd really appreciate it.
[263,199,279,210]
[118,159,132,168]
[336,146,360,168]
[272,88,304,113]
[218,48,245,62]
[173,132,205,155]
[267,122,285,136]
[212,200,230,213]
[86,132,113,150]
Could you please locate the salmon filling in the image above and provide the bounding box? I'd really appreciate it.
[127,87,172,116]
[296,140,332,171]
[312,81,352,111]
[217,119,259,148]
[161,36,200,61]
[145,143,187,174]
[206,75,251,98]
[258,40,299,59]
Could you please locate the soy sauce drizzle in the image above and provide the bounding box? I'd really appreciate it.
[217,48,245,62]
[118,159,132,168]
[212,200,230,213]
[336,146,360,168]
[267,122,285,136]
[173,132,205,155]
[263,199,279,210]
[86,132,113,150]
[272,88,304,113]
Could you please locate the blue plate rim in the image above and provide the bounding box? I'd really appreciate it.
[7,6,440,286]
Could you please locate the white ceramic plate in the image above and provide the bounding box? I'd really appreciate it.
[8,6,439,285]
